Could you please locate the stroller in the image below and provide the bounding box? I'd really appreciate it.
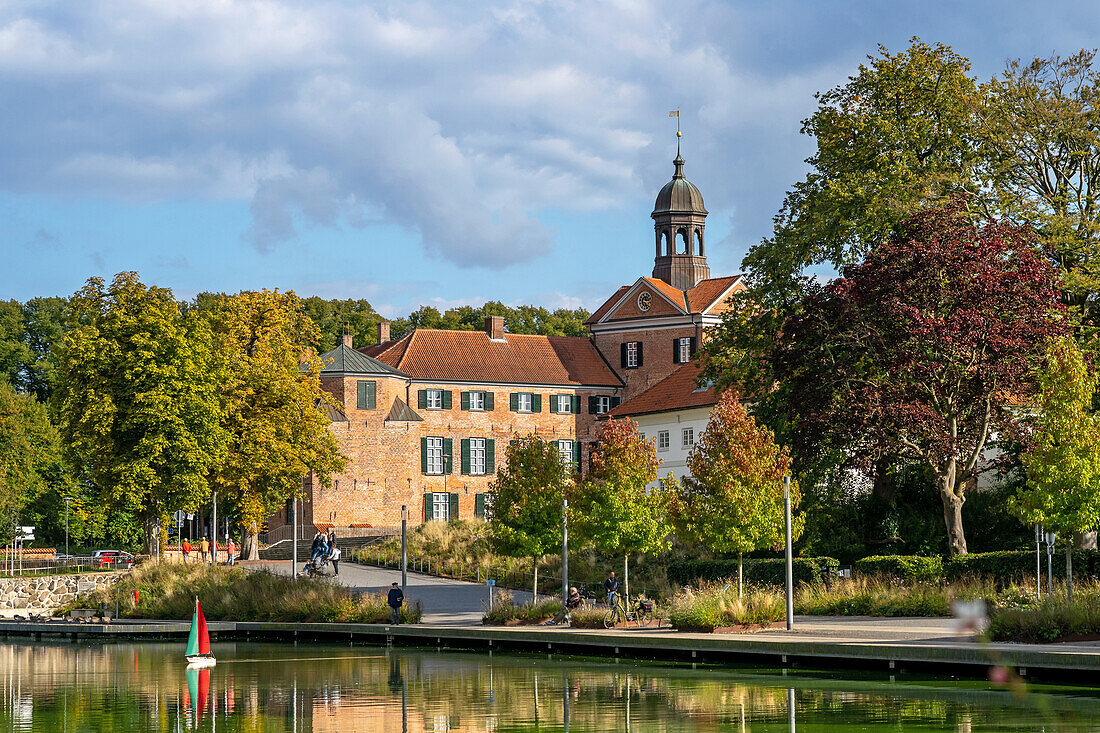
[302,554,332,577]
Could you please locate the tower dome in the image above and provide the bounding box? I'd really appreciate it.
[651,145,710,290]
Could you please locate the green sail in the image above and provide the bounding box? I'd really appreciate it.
[186,607,200,656]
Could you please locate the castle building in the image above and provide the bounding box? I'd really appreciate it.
[265,145,744,537]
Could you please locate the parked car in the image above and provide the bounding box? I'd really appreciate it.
[93,550,135,568]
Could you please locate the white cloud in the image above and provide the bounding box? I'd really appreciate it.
[0,0,861,268]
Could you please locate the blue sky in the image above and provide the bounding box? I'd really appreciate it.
[2,1,1099,316]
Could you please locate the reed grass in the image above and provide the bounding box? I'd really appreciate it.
[481,590,561,625]
[64,562,422,624]
[667,582,784,631]
[988,584,1100,642]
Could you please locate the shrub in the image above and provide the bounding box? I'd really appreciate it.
[667,582,784,631]
[666,557,839,587]
[988,584,1100,642]
[853,555,943,581]
[946,549,1100,586]
[64,563,422,623]
[568,607,607,628]
[481,591,561,625]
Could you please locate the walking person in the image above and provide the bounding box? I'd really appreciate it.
[200,536,210,564]
[226,537,238,566]
[329,542,341,576]
[181,538,191,564]
[387,582,404,624]
[604,571,620,608]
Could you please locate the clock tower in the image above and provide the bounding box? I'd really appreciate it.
[650,141,710,290]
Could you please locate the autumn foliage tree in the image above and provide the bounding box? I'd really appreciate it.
[487,436,571,599]
[669,390,800,594]
[573,418,668,600]
[206,290,347,560]
[761,207,1066,555]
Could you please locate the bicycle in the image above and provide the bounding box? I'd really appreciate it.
[603,595,655,628]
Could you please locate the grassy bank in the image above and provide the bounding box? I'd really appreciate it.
[67,563,422,624]
[667,582,784,631]
[989,585,1100,643]
[793,577,1000,617]
[481,592,561,625]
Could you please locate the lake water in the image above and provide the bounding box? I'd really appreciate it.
[0,640,1098,731]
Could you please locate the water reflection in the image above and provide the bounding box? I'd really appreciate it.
[0,641,1097,731]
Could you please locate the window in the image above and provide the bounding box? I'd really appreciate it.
[657,431,670,451]
[557,439,574,464]
[673,336,698,364]
[426,390,443,409]
[469,438,486,475]
[678,338,692,364]
[626,341,639,368]
[557,394,572,413]
[475,493,493,520]
[469,391,484,410]
[356,380,376,410]
[682,427,694,448]
[425,437,444,474]
[518,393,532,412]
[432,492,449,521]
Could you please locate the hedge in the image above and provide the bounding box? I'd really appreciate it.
[946,549,1100,585]
[667,557,839,587]
[853,555,943,581]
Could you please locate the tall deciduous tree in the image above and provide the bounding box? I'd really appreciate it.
[206,290,347,559]
[0,380,63,545]
[573,418,668,600]
[1012,338,1100,564]
[56,272,227,553]
[487,436,570,600]
[763,207,1065,555]
[669,390,801,595]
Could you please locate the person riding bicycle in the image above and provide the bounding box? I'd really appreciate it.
[604,571,620,607]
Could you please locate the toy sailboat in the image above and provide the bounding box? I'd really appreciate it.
[185,597,216,668]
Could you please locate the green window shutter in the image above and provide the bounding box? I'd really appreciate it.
[418,390,427,409]
[424,493,432,522]
[509,393,519,412]
[620,343,628,367]
[448,492,460,521]
[475,493,486,519]
[532,393,542,412]
[588,396,598,414]
[461,438,471,475]
[420,437,428,474]
[443,438,453,474]
[672,339,681,364]
[575,441,583,474]
[485,391,494,411]
[356,380,376,409]
[367,381,376,409]
[442,390,453,409]
[571,395,580,414]
[690,336,698,357]
[611,396,621,408]
[460,391,470,410]
[637,342,644,367]
[486,439,495,473]
[548,395,558,414]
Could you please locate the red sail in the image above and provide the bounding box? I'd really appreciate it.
[196,599,211,655]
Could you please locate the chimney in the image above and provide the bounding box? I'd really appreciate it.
[342,334,354,348]
[377,321,390,344]
[485,315,505,341]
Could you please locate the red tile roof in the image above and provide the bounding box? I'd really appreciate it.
[608,362,716,418]
[685,275,743,313]
[585,285,630,325]
[362,329,622,387]
[640,277,689,310]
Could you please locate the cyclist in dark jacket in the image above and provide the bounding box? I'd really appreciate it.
[604,572,620,607]
[387,583,404,624]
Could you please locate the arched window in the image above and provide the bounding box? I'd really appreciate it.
[695,229,704,256]
[676,229,689,255]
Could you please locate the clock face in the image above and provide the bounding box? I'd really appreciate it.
[637,292,651,311]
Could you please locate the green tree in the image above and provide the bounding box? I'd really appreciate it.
[573,418,669,600]
[668,390,801,595]
[1012,338,1100,584]
[206,290,348,559]
[56,272,228,553]
[0,298,68,402]
[0,380,63,545]
[390,302,591,339]
[298,296,384,351]
[486,435,571,600]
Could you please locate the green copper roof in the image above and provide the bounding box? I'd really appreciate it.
[318,343,409,377]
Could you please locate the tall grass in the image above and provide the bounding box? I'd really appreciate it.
[792,576,996,617]
[66,563,421,624]
[667,582,784,631]
[989,584,1100,642]
[481,590,562,625]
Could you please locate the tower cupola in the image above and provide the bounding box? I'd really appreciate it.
[651,140,709,290]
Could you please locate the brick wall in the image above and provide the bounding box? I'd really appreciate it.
[592,326,697,400]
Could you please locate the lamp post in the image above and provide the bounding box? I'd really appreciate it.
[1045,531,1056,596]
[561,498,568,605]
[63,497,71,559]
[291,498,298,577]
[401,505,408,589]
[1035,524,1042,600]
[783,475,794,631]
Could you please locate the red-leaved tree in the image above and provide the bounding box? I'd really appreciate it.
[773,205,1066,555]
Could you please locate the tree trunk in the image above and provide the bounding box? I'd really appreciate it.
[738,552,743,599]
[1066,547,1074,602]
[143,514,159,557]
[938,471,967,555]
[243,531,260,561]
[1074,531,1097,550]
[624,554,629,603]
[871,457,898,505]
[532,558,539,602]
